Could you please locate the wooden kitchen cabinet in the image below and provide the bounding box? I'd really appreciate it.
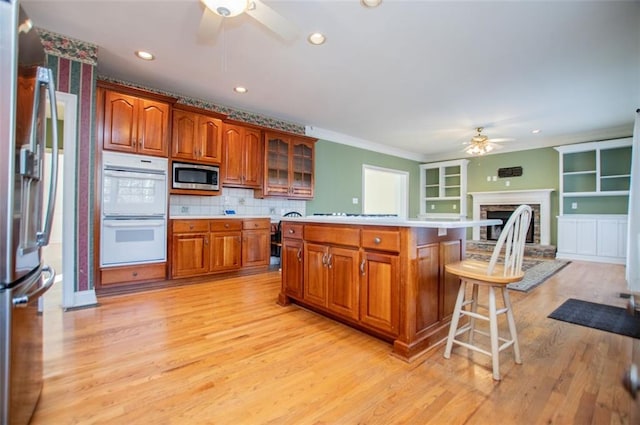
[171,218,271,279]
[279,223,304,301]
[303,225,361,321]
[172,106,225,164]
[359,229,401,336]
[258,131,316,199]
[171,220,210,278]
[209,220,242,272]
[97,82,174,157]
[222,122,262,188]
[241,219,271,267]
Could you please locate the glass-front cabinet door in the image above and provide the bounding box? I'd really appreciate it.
[265,134,291,197]
[263,132,315,199]
[290,140,314,198]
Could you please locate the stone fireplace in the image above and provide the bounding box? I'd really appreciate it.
[469,189,554,245]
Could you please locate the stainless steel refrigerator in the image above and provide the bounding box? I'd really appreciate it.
[1,1,59,424]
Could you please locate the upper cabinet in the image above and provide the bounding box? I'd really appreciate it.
[419,159,469,218]
[257,131,316,199]
[222,121,262,188]
[171,105,225,164]
[555,138,632,215]
[97,81,175,157]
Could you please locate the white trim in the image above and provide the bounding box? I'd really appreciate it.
[54,92,82,309]
[305,125,427,162]
[67,290,98,310]
[469,189,554,245]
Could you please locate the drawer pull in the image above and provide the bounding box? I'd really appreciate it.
[132,272,138,277]
[374,237,381,244]
[288,229,295,234]
[224,223,230,228]
[189,224,194,230]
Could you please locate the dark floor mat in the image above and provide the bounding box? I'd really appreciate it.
[548,298,640,339]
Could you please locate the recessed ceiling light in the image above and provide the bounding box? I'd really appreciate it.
[307,32,326,45]
[532,129,542,134]
[135,50,155,61]
[361,0,382,8]
[234,86,248,94]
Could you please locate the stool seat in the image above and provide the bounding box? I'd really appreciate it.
[445,259,524,285]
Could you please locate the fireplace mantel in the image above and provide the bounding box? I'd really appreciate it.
[469,189,554,245]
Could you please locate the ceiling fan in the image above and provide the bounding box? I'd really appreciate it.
[198,0,299,43]
[464,127,513,155]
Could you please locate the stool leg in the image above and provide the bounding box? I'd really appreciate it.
[444,280,467,359]
[488,286,501,380]
[502,288,522,364]
[468,283,479,345]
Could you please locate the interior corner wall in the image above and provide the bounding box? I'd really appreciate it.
[464,147,560,245]
[47,54,96,292]
[307,140,421,217]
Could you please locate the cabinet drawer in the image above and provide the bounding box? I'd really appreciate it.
[361,229,401,253]
[243,219,270,230]
[172,220,209,233]
[281,223,304,239]
[210,220,242,232]
[101,262,166,285]
[304,225,360,247]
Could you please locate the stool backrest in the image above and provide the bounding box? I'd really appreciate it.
[487,204,533,276]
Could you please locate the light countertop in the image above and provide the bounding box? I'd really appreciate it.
[280,216,501,228]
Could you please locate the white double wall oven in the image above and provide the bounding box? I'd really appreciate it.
[101,151,168,267]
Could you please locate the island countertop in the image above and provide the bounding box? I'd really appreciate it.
[281,216,501,228]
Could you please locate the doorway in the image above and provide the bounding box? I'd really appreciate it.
[362,164,409,218]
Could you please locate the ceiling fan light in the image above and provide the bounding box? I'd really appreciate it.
[202,0,248,17]
[361,0,382,7]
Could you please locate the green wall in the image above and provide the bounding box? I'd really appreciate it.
[307,140,421,216]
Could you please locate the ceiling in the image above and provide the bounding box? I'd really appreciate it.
[21,0,640,162]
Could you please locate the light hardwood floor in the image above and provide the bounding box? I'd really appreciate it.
[34,261,640,424]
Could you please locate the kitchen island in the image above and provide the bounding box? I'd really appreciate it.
[277,216,500,361]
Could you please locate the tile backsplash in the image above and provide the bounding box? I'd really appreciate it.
[170,188,306,221]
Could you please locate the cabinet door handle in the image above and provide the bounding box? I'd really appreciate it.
[321,253,327,266]
[204,237,209,245]
[296,248,302,262]
[360,259,366,275]
[327,254,332,269]
[374,237,381,244]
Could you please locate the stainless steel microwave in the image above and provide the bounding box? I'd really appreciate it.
[172,161,219,191]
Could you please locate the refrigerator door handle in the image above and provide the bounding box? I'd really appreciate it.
[37,67,59,247]
[12,265,56,307]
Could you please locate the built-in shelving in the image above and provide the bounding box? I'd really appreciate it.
[419,159,468,218]
[555,138,632,264]
[555,138,632,215]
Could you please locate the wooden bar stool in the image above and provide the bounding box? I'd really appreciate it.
[443,204,532,380]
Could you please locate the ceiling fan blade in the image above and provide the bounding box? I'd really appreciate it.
[197,7,223,44]
[246,0,299,41]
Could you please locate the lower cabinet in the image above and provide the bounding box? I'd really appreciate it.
[171,218,269,279]
[557,214,627,264]
[100,262,167,286]
[241,219,271,267]
[280,223,304,301]
[359,251,399,335]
